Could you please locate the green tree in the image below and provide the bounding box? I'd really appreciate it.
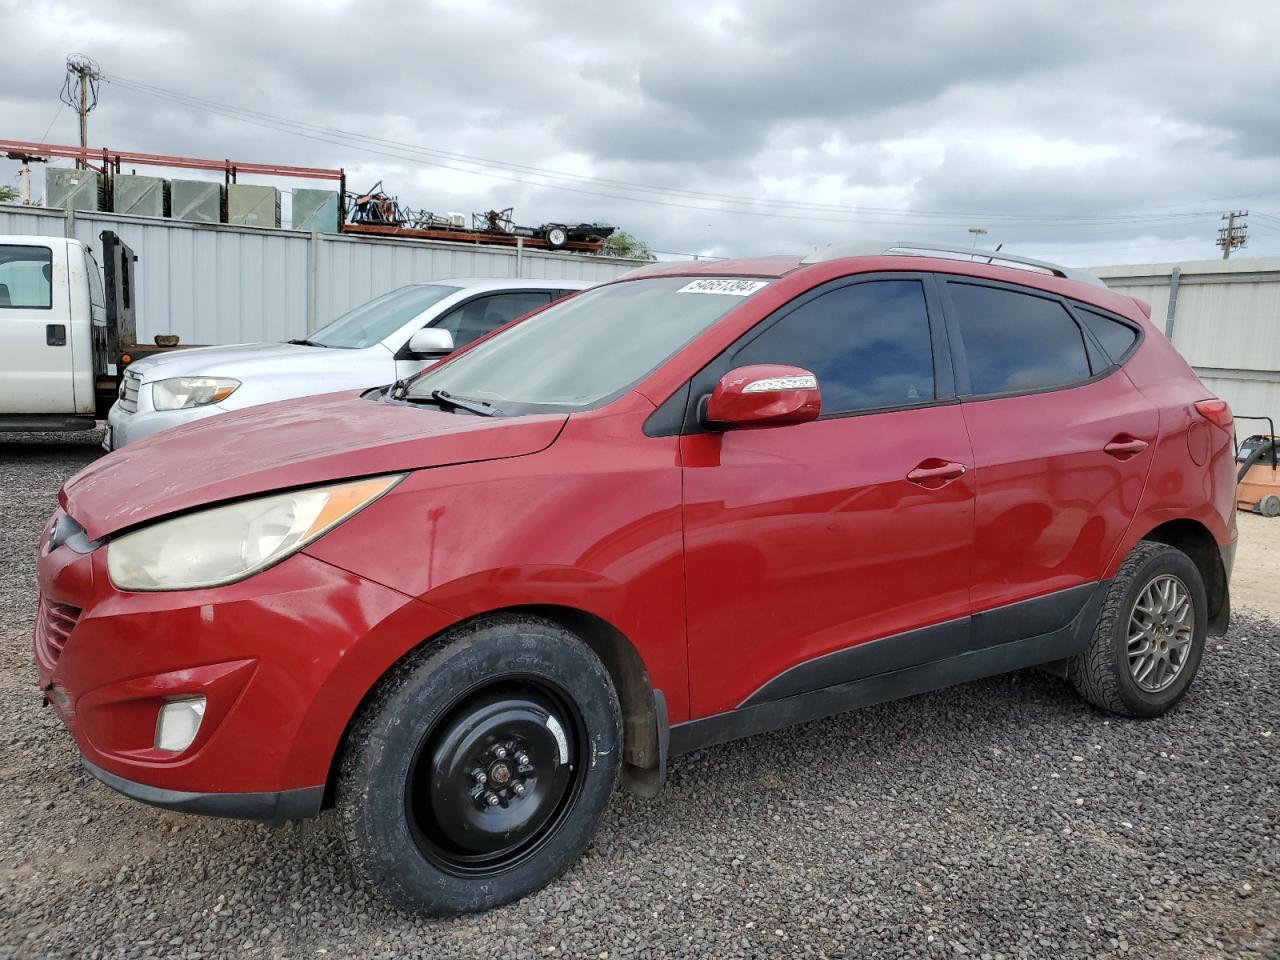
[0,185,18,203]
[601,230,656,261]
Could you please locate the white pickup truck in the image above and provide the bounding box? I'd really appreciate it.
[0,231,147,432]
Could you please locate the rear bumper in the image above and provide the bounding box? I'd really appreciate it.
[82,758,324,821]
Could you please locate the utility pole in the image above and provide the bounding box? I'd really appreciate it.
[1217,210,1248,260]
[968,227,988,248]
[59,55,100,168]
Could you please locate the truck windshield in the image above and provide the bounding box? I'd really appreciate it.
[404,276,770,413]
[309,284,460,349]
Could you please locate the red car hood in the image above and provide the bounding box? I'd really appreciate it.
[63,392,568,539]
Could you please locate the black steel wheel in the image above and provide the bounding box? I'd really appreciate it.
[406,679,587,877]
[337,614,620,915]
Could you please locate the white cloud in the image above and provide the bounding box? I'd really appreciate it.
[2,0,1278,266]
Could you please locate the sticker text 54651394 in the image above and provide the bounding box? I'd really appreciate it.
[676,278,770,296]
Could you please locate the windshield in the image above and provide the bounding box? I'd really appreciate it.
[405,276,770,412]
[308,284,460,348]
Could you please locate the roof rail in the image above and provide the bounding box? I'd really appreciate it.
[800,241,1106,287]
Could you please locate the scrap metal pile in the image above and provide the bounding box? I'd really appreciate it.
[344,181,615,251]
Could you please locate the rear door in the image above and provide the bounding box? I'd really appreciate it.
[940,277,1158,618]
[0,240,74,413]
[681,275,977,716]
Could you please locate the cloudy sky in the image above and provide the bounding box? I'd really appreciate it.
[3,0,1279,265]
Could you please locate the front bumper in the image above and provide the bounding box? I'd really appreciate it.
[35,513,451,815]
[105,398,231,450]
[82,758,324,820]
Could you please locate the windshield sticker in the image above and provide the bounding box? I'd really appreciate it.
[676,278,769,296]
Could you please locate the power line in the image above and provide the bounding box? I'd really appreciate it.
[101,71,1228,230]
[37,102,65,144]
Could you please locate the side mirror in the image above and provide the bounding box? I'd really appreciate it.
[703,364,821,429]
[407,327,455,357]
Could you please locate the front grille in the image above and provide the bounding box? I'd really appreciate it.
[118,373,141,414]
[36,599,81,665]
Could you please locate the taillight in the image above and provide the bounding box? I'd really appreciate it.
[1194,398,1233,432]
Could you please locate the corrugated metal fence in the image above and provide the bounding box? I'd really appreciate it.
[1096,257,1280,433]
[0,204,642,345]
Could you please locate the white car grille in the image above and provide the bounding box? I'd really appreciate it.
[118,372,142,414]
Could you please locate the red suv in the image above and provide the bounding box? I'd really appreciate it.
[35,244,1236,915]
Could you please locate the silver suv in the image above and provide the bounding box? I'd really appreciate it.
[104,278,589,449]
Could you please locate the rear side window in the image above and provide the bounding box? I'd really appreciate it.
[947,282,1090,395]
[733,279,935,415]
[1078,308,1138,364]
[0,244,53,309]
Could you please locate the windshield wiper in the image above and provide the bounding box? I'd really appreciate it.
[401,389,499,417]
[285,338,327,347]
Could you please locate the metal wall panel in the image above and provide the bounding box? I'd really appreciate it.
[1,204,640,346]
[1097,256,1280,428]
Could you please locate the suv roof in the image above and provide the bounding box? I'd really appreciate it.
[619,244,1135,318]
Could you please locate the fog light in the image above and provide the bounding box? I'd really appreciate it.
[155,697,206,752]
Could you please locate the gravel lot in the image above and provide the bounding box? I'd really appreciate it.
[1,431,1276,959]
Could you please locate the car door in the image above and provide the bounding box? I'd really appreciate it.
[394,291,554,380]
[940,277,1158,622]
[0,241,75,414]
[680,275,977,717]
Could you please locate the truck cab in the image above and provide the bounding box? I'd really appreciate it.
[0,232,135,432]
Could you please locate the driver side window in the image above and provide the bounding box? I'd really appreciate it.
[434,292,553,348]
[733,279,937,416]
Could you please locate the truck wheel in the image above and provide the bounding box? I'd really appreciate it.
[544,225,568,249]
[1070,541,1207,718]
[336,614,621,915]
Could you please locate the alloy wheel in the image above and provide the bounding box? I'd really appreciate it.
[1127,573,1194,693]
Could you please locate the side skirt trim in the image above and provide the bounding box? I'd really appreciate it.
[741,581,1101,708]
[670,581,1108,757]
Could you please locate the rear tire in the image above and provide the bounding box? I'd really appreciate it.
[1070,541,1207,717]
[336,614,621,915]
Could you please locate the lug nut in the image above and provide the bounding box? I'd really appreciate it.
[472,769,487,785]
[484,791,500,807]
[515,752,530,765]
[493,745,508,760]
[511,782,526,797]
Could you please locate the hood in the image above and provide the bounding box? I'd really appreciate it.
[63,392,567,539]
[128,341,355,380]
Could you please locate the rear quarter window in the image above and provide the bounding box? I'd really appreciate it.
[947,282,1091,396]
[1077,307,1139,364]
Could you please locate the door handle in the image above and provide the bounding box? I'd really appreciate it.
[906,459,967,488]
[1103,436,1149,460]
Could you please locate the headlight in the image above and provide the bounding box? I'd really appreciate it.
[151,377,241,411]
[107,474,404,591]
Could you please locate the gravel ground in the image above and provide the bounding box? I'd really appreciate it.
[1,431,1277,959]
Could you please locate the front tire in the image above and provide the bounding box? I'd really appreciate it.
[1070,541,1207,717]
[336,614,621,915]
